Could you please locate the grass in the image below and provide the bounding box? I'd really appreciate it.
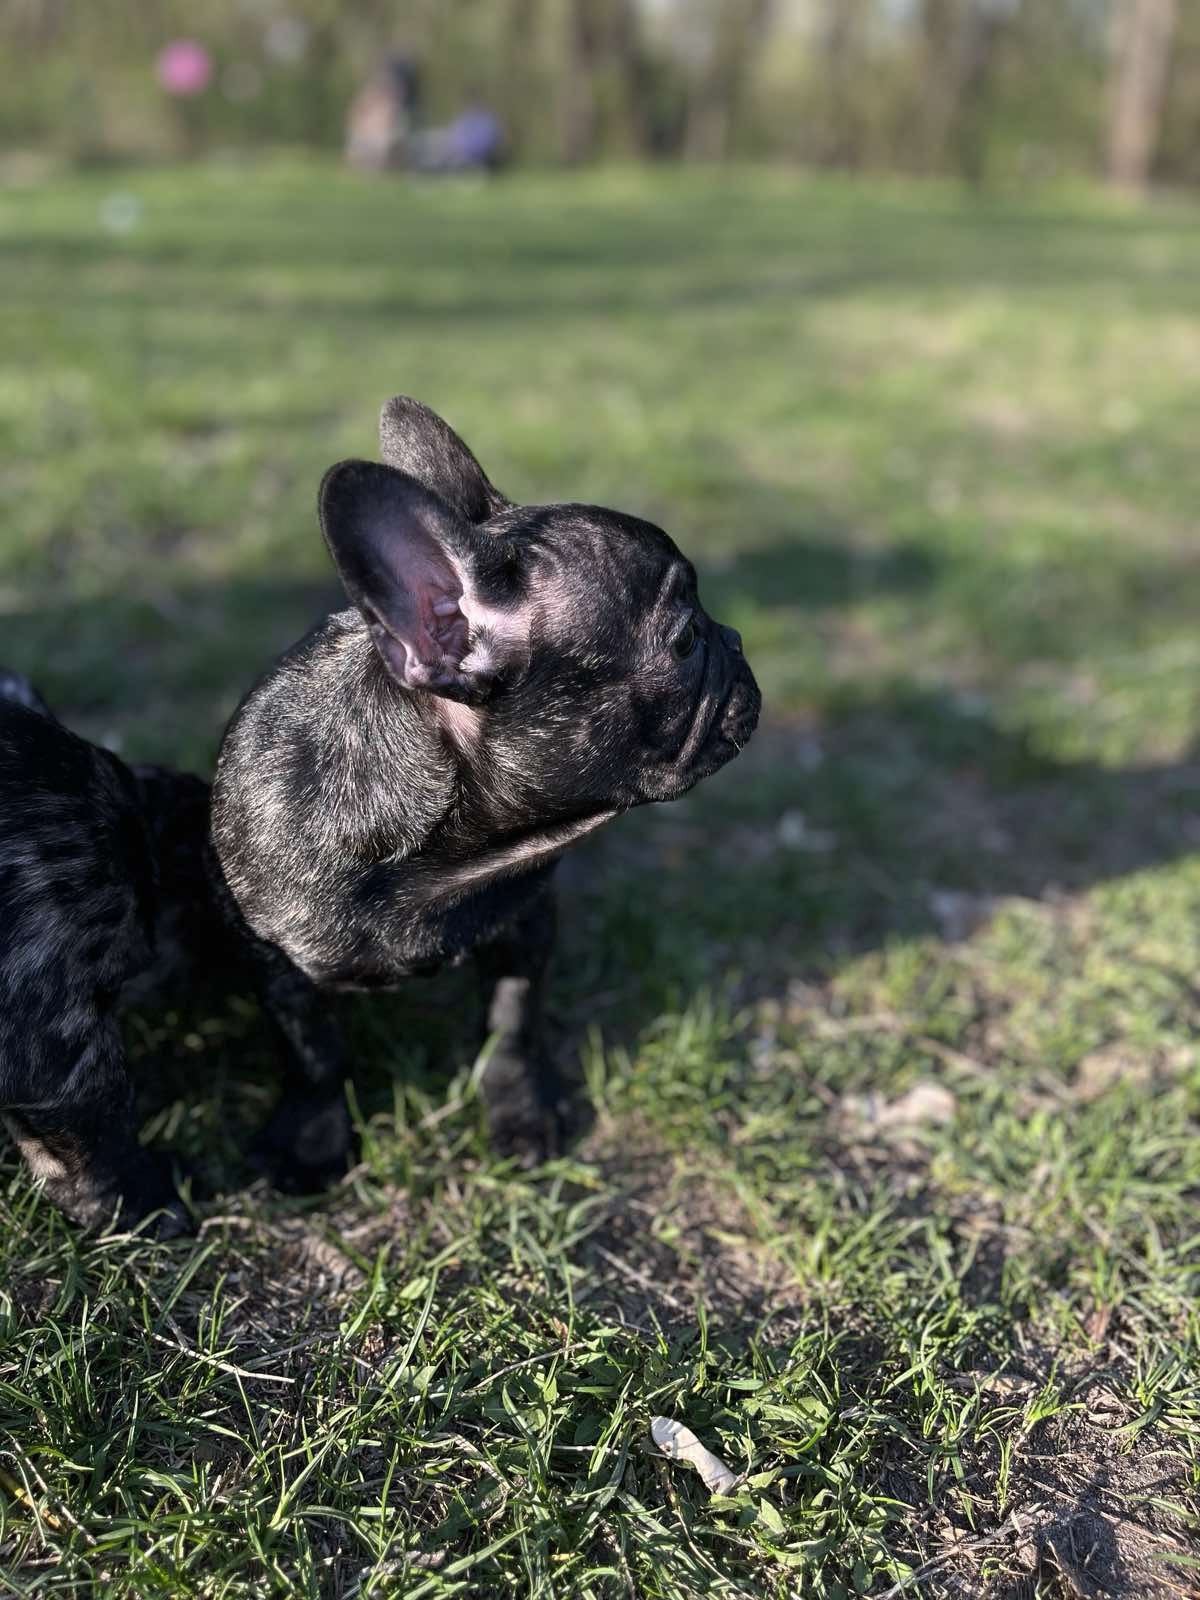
[2,159,1200,1596]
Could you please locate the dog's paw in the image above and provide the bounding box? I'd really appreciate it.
[486,1105,561,1168]
[136,1196,195,1241]
[252,1095,354,1195]
[64,1153,194,1239]
[482,1056,567,1168]
[124,1155,195,1238]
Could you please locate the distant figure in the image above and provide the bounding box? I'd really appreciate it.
[410,105,505,175]
[345,53,421,171]
[446,106,505,171]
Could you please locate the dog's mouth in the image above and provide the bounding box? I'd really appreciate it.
[695,679,761,774]
[718,671,761,746]
[642,667,761,804]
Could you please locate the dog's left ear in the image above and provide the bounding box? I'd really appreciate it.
[378,396,510,525]
[320,459,527,702]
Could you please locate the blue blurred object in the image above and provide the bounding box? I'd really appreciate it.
[447,107,503,167]
[410,103,505,174]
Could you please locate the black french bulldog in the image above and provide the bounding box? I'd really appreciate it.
[210,397,760,1178]
[0,668,351,1233]
[0,671,211,1234]
[0,397,760,1230]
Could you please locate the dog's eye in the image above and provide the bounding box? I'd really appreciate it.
[672,620,698,660]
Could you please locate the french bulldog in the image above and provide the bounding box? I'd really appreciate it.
[0,397,759,1230]
[0,667,359,1232]
[0,671,212,1234]
[209,396,761,1178]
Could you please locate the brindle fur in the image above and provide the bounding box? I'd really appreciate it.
[210,398,760,1165]
[1,397,759,1230]
[0,684,213,1232]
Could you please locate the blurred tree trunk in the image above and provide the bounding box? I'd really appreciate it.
[817,0,869,168]
[561,0,604,163]
[685,0,773,161]
[5,0,68,44]
[918,0,961,173]
[1107,0,1177,191]
[954,0,1010,186]
[608,0,654,157]
[502,0,540,158]
[559,0,654,163]
[915,0,1013,184]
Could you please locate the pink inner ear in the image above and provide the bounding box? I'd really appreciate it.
[381,583,470,690]
[425,592,470,667]
[375,525,473,687]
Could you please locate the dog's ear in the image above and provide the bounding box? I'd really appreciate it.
[320,460,525,702]
[378,396,510,525]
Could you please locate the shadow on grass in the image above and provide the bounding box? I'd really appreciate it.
[3,545,1199,1198]
[117,685,1200,1228]
[557,681,1200,1027]
[710,537,937,612]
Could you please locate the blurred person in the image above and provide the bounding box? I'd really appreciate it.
[410,103,506,175]
[345,52,421,171]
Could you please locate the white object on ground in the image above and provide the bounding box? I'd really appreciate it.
[842,1081,957,1132]
[650,1416,738,1495]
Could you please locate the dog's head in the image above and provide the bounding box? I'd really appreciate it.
[318,397,760,823]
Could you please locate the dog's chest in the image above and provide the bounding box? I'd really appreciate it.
[302,858,555,989]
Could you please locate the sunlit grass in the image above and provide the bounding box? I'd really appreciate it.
[1,161,1199,1595]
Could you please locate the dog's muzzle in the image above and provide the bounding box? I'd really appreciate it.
[718,652,761,750]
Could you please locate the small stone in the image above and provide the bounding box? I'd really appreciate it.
[778,810,836,852]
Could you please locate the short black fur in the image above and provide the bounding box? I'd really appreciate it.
[210,396,761,1164]
[0,681,214,1233]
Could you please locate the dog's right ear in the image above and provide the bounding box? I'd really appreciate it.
[378,396,510,525]
[320,460,523,703]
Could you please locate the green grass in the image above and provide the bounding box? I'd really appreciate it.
[2,161,1200,1596]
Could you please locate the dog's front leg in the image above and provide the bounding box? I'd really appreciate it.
[205,850,353,1190]
[250,956,354,1192]
[473,890,562,1164]
[6,1020,189,1237]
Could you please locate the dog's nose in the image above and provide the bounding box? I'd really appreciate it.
[719,624,743,655]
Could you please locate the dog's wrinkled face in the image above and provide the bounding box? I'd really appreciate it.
[478,501,760,810]
[320,398,760,826]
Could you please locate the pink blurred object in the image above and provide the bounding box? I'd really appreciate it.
[156,40,212,97]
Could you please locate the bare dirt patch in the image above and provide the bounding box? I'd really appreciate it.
[887,1385,1200,1600]
[576,1122,797,1334]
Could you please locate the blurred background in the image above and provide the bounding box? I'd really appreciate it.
[1,0,1196,190]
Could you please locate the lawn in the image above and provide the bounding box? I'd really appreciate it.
[2,160,1200,1597]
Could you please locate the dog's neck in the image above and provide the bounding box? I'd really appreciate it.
[324,621,619,890]
[213,610,621,983]
[302,614,461,863]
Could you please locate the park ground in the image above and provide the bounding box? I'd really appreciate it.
[1,162,1200,1597]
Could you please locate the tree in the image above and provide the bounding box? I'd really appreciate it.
[684,0,773,162]
[501,0,542,159]
[560,0,605,163]
[1108,0,1178,190]
[918,0,962,174]
[953,0,1014,185]
[608,0,657,157]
